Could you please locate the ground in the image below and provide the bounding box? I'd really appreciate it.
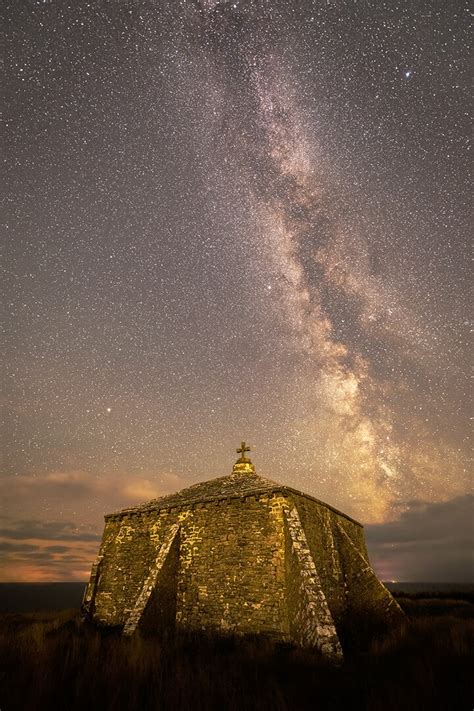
[0,593,473,711]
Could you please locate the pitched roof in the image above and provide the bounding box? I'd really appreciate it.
[113,470,281,516]
[107,469,362,526]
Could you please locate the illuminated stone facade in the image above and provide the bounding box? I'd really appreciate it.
[83,447,403,660]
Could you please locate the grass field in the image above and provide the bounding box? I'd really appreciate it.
[0,594,473,710]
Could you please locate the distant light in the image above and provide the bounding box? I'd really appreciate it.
[106,407,112,413]
[404,70,412,79]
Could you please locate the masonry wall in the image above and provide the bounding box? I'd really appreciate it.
[137,528,181,635]
[335,521,404,626]
[283,506,342,658]
[176,493,289,636]
[291,495,403,629]
[291,495,359,624]
[90,493,290,636]
[92,512,165,626]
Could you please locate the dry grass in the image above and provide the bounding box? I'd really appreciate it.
[0,597,473,710]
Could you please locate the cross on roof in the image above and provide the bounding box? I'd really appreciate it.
[236,441,251,460]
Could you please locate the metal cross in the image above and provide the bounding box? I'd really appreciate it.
[236,441,251,459]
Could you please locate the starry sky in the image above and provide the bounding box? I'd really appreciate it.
[3,0,472,582]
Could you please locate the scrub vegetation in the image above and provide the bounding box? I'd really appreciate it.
[0,593,473,711]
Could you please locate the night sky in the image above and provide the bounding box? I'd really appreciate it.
[3,0,472,582]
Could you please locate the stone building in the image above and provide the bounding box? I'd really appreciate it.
[83,443,403,660]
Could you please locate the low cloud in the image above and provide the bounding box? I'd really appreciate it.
[4,471,93,499]
[0,518,101,542]
[0,541,39,553]
[45,545,73,553]
[1,469,187,523]
[366,495,474,582]
[121,479,163,501]
[0,516,101,582]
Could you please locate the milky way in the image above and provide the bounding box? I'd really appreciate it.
[3,0,470,580]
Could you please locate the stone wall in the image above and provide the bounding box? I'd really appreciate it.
[291,494,356,625]
[283,506,342,659]
[291,494,402,628]
[336,522,404,625]
[90,493,291,637]
[92,513,160,626]
[123,524,180,636]
[176,493,288,636]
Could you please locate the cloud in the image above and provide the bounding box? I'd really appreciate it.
[365,495,474,582]
[0,518,101,542]
[0,469,188,524]
[3,471,93,499]
[0,541,39,552]
[0,516,102,582]
[121,478,165,502]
